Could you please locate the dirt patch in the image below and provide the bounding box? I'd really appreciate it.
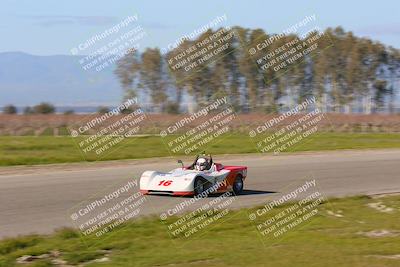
[16,249,110,266]
[327,210,344,217]
[367,202,395,213]
[371,192,400,199]
[358,229,400,238]
[154,258,218,266]
[367,254,400,260]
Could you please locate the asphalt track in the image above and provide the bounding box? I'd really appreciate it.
[1,149,399,239]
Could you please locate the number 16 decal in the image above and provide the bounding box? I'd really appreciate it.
[158,180,173,186]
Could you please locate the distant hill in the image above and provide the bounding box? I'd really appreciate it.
[0,52,121,106]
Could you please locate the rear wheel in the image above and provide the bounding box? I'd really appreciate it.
[232,175,244,195]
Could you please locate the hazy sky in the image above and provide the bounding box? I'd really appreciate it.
[1,0,399,55]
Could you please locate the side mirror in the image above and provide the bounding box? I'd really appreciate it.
[177,160,184,169]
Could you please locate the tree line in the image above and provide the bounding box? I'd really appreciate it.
[1,103,116,115]
[2,103,56,115]
[115,26,400,114]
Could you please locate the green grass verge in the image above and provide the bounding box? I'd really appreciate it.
[0,132,399,166]
[1,195,399,267]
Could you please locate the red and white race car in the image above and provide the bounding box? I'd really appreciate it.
[140,154,247,196]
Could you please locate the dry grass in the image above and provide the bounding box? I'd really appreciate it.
[1,113,400,136]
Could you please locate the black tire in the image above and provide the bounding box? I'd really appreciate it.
[193,177,207,196]
[232,175,244,195]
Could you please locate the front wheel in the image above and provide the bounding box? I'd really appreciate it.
[194,177,207,196]
[232,175,244,195]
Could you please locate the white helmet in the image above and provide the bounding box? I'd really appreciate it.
[195,157,208,171]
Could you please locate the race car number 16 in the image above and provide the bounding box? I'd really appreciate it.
[158,180,173,186]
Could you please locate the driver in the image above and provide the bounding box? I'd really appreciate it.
[195,157,209,171]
